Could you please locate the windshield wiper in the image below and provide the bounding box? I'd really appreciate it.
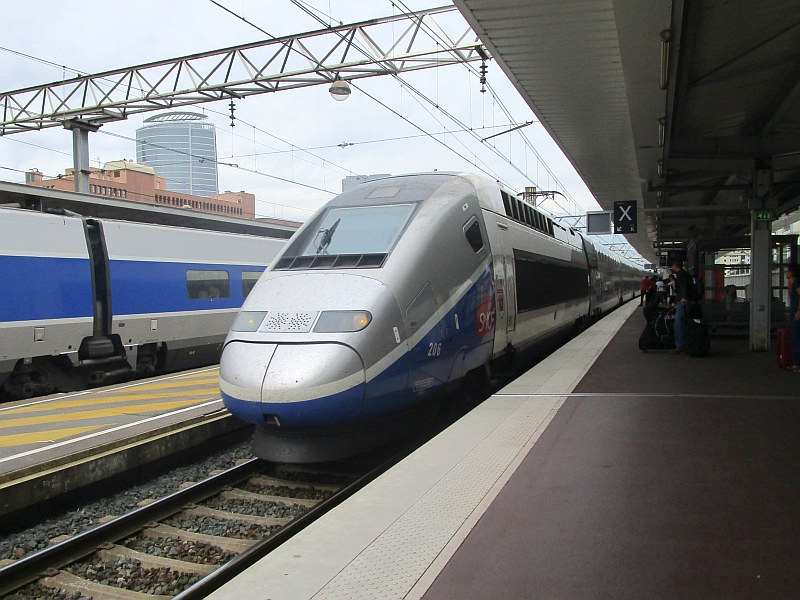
[315,218,341,255]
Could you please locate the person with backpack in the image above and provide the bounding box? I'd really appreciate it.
[670,259,695,355]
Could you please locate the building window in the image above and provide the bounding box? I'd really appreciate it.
[186,270,230,299]
[114,170,120,177]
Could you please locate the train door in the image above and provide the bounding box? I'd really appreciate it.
[482,213,511,355]
[494,223,517,345]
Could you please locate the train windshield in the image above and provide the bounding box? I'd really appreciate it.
[298,204,415,256]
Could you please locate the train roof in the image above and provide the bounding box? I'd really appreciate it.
[0,180,297,240]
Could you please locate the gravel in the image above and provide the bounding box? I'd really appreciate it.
[1,584,90,600]
[162,514,276,540]
[66,555,199,596]
[202,496,307,520]
[267,468,353,486]
[122,536,235,565]
[0,441,253,561]
[242,480,334,501]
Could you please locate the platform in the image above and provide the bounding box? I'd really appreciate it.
[0,367,242,521]
[207,301,800,600]
[0,367,225,472]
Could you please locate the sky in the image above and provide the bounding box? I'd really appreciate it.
[0,0,603,226]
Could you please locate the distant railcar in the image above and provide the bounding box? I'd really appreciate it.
[220,173,644,462]
[0,207,285,399]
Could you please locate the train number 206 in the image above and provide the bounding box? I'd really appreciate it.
[427,342,442,357]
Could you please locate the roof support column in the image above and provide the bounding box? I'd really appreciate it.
[749,212,772,351]
[63,119,101,195]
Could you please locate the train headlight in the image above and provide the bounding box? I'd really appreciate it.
[231,311,267,332]
[314,310,372,333]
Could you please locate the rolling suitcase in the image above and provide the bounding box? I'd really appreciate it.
[777,327,795,368]
[684,302,710,357]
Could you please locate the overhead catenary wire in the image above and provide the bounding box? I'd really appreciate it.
[99,129,329,202]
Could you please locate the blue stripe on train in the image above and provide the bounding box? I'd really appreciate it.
[109,260,268,315]
[223,264,496,429]
[0,255,93,322]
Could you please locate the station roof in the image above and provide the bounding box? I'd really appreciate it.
[455,0,800,262]
[0,180,298,239]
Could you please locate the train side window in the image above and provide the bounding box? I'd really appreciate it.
[187,270,230,299]
[523,204,533,227]
[241,270,263,298]
[464,217,484,253]
[501,191,512,217]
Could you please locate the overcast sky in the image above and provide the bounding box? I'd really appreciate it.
[0,0,602,225]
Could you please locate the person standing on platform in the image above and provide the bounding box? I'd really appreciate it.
[668,274,677,306]
[788,264,800,372]
[655,278,666,305]
[670,260,694,355]
[640,275,654,306]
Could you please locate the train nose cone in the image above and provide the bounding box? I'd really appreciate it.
[220,341,366,427]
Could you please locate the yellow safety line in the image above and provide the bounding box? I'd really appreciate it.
[0,399,218,430]
[0,424,108,448]
[120,377,219,393]
[1,388,221,416]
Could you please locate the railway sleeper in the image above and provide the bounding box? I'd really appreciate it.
[182,504,292,527]
[220,487,319,508]
[141,523,255,554]
[247,474,341,493]
[40,570,154,600]
[96,544,218,576]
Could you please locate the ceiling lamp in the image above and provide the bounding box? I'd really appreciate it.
[329,79,351,102]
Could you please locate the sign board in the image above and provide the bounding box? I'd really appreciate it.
[659,255,668,267]
[613,201,637,234]
[586,211,612,235]
[754,210,772,222]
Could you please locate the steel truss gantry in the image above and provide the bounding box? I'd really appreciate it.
[0,6,482,135]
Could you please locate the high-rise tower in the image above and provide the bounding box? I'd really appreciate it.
[136,112,219,197]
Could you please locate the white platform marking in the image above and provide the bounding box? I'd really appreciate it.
[208,301,637,600]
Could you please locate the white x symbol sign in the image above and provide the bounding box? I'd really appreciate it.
[618,205,633,221]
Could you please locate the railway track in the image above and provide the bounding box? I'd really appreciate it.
[0,452,401,600]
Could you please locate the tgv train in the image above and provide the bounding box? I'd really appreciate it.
[0,206,286,399]
[220,172,643,462]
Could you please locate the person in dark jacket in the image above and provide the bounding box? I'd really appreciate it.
[670,259,694,354]
[788,263,800,372]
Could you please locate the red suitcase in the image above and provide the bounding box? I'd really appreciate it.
[777,327,795,368]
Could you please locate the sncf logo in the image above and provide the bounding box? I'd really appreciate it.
[476,295,496,337]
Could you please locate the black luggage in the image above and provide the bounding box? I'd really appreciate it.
[639,306,675,351]
[684,304,710,357]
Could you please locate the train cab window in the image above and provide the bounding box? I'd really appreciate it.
[187,270,230,299]
[241,271,263,298]
[297,204,415,256]
[464,218,484,253]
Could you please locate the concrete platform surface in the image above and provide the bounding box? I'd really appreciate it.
[206,302,639,600]
[0,367,223,476]
[422,306,800,599]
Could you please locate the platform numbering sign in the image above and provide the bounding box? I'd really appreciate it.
[613,201,637,234]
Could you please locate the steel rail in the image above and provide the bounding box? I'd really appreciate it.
[0,458,263,597]
[172,439,421,600]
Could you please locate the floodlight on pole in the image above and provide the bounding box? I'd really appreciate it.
[329,79,351,101]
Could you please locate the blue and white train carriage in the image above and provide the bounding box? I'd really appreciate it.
[0,206,286,399]
[220,172,643,462]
